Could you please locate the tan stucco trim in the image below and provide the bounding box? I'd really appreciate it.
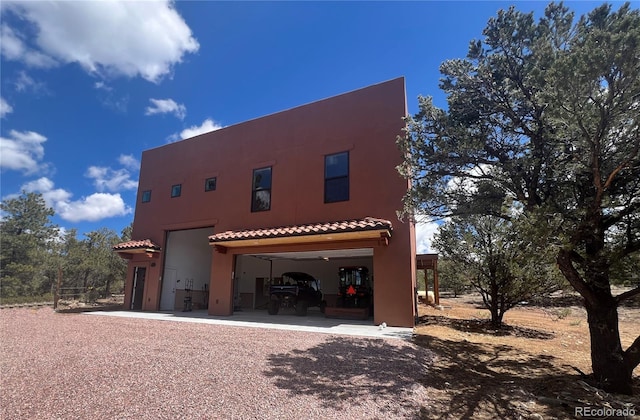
[210,229,390,250]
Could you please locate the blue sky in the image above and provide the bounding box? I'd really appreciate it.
[0,1,632,251]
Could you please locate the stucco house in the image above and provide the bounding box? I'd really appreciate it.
[114,77,418,327]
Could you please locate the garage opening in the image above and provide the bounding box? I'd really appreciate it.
[160,227,214,311]
[233,248,373,318]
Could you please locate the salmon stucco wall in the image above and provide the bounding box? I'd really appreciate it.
[125,77,418,327]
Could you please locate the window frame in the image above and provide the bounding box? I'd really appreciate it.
[171,184,182,198]
[251,166,272,212]
[204,177,217,192]
[141,190,151,203]
[324,151,349,203]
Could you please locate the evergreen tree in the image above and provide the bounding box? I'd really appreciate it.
[398,2,640,393]
[434,214,563,327]
[0,192,59,299]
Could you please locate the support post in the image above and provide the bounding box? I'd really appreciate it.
[433,259,440,305]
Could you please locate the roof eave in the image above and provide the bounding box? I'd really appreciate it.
[210,228,391,250]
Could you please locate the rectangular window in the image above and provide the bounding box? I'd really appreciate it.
[251,167,272,212]
[171,184,182,198]
[205,177,217,192]
[141,190,151,203]
[325,151,349,203]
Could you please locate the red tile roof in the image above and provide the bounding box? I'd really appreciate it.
[113,239,161,251]
[209,217,392,243]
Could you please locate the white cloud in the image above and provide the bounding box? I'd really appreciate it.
[53,226,67,244]
[13,71,47,93]
[21,177,72,207]
[0,129,47,174]
[94,81,112,92]
[99,93,130,113]
[0,97,13,118]
[56,193,131,222]
[19,177,132,222]
[93,81,128,112]
[415,217,440,254]
[0,23,58,68]
[145,98,186,120]
[2,1,199,83]
[85,155,139,193]
[169,118,223,142]
[85,165,138,192]
[118,154,140,171]
[446,163,494,195]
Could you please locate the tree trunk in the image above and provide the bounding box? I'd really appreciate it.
[489,293,503,328]
[585,299,633,395]
[490,309,503,328]
[557,249,635,395]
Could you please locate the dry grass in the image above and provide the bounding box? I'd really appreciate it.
[412,291,640,419]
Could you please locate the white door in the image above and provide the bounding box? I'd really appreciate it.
[160,268,177,311]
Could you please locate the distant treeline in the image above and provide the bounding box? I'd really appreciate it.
[1,192,130,304]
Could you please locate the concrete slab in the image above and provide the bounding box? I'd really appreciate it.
[85,309,413,340]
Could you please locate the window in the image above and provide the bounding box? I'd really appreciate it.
[141,190,151,203]
[171,184,182,198]
[251,167,272,212]
[325,151,349,203]
[205,177,217,192]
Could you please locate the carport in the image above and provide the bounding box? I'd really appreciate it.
[207,218,394,324]
[417,253,440,305]
[233,248,373,313]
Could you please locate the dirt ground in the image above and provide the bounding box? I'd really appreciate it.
[38,292,640,418]
[413,290,640,419]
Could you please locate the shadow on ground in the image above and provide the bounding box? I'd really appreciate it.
[265,326,637,419]
[412,333,576,419]
[264,337,434,417]
[529,289,640,309]
[55,304,124,313]
[413,333,639,419]
[263,333,569,419]
[417,314,555,340]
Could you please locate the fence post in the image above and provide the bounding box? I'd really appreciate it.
[54,267,62,310]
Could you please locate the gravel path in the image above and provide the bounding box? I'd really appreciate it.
[1,308,434,419]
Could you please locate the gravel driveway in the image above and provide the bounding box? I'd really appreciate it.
[1,308,434,419]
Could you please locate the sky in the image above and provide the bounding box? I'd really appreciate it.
[0,0,633,252]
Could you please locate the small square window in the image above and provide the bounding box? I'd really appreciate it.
[325,151,349,203]
[171,184,182,198]
[141,190,151,203]
[205,177,217,192]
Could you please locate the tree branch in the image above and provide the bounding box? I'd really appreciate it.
[615,286,640,305]
[603,200,640,230]
[557,249,598,307]
[624,334,640,372]
[603,132,640,191]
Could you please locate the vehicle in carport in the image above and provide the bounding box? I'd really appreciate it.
[268,272,325,316]
[337,266,372,313]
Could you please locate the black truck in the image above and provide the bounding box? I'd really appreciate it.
[268,272,324,316]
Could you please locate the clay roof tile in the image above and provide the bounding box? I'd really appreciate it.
[209,217,392,243]
[112,239,161,251]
